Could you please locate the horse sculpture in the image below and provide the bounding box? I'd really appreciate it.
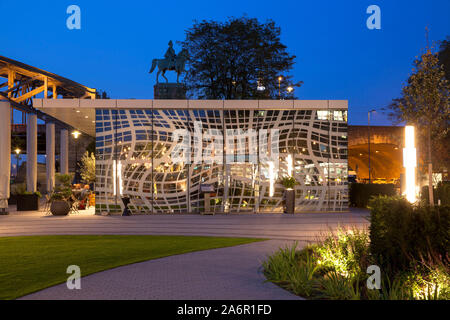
[149,49,188,83]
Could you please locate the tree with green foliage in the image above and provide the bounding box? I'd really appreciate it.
[387,44,450,206]
[180,16,302,99]
[80,151,95,184]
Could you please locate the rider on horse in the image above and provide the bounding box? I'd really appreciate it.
[164,41,177,70]
[149,40,187,83]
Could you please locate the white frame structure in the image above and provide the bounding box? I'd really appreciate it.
[35,99,348,214]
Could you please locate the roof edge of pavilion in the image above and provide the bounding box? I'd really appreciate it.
[33,98,348,110]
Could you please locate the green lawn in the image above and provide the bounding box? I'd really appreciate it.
[0,235,263,300]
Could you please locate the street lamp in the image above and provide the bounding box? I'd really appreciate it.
[368,109,376,183]
[72,130,81,184]
[278,76,283,99]
[14,148,21,178]
[287,86,294,100]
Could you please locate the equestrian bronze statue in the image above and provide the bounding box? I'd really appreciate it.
[149,41,188,83]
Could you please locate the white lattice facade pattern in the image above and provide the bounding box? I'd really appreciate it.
[94,101,348,214]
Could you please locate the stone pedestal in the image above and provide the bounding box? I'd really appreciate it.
[154,83,186,99]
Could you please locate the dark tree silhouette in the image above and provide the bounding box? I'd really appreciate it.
[180,16,302,99]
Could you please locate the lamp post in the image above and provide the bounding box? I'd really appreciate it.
[287,86,294,99]
[72,130,81,184]
[278,76,283,99]
[368,109,376,183]
[14,148,21,178]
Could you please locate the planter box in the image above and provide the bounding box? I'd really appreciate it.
[16,194,40,211]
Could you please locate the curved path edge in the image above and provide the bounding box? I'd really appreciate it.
[20,240,303,300]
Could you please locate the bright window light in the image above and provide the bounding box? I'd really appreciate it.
[113,160,123,196]
[287,154,293,176]
[268,161,275,197]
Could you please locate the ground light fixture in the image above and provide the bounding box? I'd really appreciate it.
[403,125,417,203]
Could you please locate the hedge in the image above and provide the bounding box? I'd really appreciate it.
[368,196,450,274]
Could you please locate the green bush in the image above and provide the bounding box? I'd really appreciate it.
[279,176,297,189]
[368,196,450,273]
[10,183,26,195]
[349,183,396,208]
[262,243,319,298]
[315,228,370,279]
[318,270,360,300]
[263,226,449,300]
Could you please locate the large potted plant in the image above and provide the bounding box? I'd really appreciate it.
[16,183,42,211]
[49,174,73,216]
[280,176,297,214]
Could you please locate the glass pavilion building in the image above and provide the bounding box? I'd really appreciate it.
[35,99,348,214]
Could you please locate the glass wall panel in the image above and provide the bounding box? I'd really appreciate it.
[293,109,330,211]
[257,109,294,212]
[95,109,119,213]
[188,109,224,213]
[326,110,348,211]
[152,109,189,213]
[95,105,348,215]
[223,110,259,213]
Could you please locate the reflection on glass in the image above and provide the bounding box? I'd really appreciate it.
[95,108,348,214]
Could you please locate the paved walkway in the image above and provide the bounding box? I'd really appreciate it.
[0,209,369,241]
[20,240,301,300]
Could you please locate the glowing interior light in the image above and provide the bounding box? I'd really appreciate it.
[268,161,275,197]
[403,126,416,203]
[287,154,293,176]
[113,160,123,196]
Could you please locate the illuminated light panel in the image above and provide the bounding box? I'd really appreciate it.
[287,154,293,176]
[403,126,416,203]
[268,161,275,197]
[113,160,123,196]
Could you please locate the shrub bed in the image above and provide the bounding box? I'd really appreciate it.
[263,196,450,300]
[369,196,449,272]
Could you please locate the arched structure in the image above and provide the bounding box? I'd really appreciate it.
[348,125,404,182]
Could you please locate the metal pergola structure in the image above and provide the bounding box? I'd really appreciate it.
[0,55,96,127]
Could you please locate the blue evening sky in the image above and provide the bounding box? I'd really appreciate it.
[1,0,449,125]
